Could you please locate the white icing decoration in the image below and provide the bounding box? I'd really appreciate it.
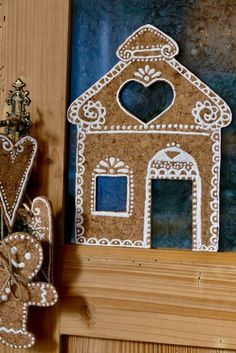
[75,130,86,238]
[41,284,46,303]
[24,252,31,260]
[197,131,220,251]
[88,130,210,136]
[77,236,144,247]
[0,327,24,334]
[116,24,179,61]
[168,59,231,128]
[134,65,161,82]
[192,100,226,130]
[1,294,8,301]
[68,61,128,124]
[30,207,47,240]
[143,145,202,250]
[11,259,25,269]
[78,100,106,131]
[11,246,17,254]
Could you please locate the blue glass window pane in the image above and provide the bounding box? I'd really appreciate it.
[96,176,127,212]
[151,180,192,249]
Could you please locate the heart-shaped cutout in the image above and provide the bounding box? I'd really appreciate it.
[0,135,37,230]
[118,80,174,124]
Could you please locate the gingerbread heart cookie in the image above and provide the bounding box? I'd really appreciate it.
[0,135,37,231]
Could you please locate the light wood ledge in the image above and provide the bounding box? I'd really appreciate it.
[60,245,236,350]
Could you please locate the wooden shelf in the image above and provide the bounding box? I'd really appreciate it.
[60,245,236,349]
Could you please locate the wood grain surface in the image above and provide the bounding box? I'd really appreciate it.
[60,245,236,350]
[62,336,236,353]
[2,2,236,353]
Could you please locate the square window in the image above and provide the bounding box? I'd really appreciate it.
[96,176,128,213]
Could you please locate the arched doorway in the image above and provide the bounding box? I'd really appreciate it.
[143,143,202,250]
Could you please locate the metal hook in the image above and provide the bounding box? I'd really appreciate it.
[1,78,32,141]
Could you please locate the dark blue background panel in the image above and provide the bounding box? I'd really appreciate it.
[151,180,192,249]
[96,176,128,213]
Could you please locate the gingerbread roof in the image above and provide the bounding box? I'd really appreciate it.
[68,24,231,130]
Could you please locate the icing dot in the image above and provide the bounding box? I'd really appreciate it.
[1,294,8,301]
[5,287,10,294]
[11,246,17,254]
[24,252,32,260]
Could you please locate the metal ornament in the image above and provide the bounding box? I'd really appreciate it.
[1,78,32,141]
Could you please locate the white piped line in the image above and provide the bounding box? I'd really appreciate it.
[41,284,46,304]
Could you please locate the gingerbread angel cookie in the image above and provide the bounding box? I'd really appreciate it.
[19,196,54,282]
[0,232,58,349]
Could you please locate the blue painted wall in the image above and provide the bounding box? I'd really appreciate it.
[67,0,236,250]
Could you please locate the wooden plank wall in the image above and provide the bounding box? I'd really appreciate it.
[0,0,70,352]
[2,2,236,353]
[62,336,236,353]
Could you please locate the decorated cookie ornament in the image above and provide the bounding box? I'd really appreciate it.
[0,232,58,349]
[19,196,54,282]
[68,24,232,251]
[0,134,37,231]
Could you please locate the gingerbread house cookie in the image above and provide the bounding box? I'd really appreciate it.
[67,24,232,251]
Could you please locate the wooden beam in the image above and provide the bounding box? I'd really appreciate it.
[62,336,236,353]
[60,245,236,349]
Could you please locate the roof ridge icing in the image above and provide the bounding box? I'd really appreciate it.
[116,24,179,61]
